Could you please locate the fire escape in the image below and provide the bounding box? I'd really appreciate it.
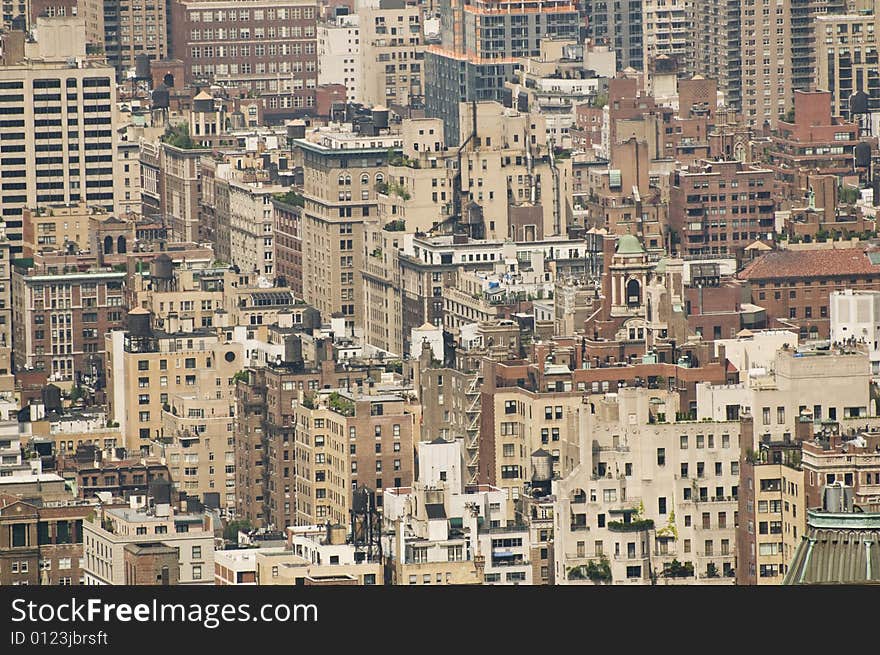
[464,367,483,484]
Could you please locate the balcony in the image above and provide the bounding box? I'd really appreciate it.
[489,558,529,568]
[608,519,654,532]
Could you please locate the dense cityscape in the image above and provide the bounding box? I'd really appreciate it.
[0,0,879,588]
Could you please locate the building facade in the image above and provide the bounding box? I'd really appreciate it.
[169,0,319,122]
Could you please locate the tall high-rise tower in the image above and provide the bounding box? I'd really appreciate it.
[424,0,579,144]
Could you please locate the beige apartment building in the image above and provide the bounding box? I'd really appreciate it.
[697,346,872,442]
[0,18,118,260]
[228,175,284,281]
[295,127,400,331]
[358,0,425,109]
[456,103,572,242]
[376,118,456,234]
[482,387,583,513]
[293,395,351,526]
[737,436,806,585]
[115,124,145,218]
[0,239,10,364]
[105,313,243,454]
[554,389,742,585]
[291,385,418,523]
[158,393,237,511]
[642,0,690,75]
[362,217,404,354]
[816,9,880,117]
[83,504,215,585]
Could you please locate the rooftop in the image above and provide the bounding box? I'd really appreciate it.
[738,248,880,281]
[784,511,880,585]
[106,507,204,524]
[616,234,645,255]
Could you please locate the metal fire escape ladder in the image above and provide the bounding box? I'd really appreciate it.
[464,369,482,484]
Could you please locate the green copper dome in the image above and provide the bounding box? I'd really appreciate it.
[616,234,645,255]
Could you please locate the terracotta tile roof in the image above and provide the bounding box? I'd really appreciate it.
[738,248,880,281]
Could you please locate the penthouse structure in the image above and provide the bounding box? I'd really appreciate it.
[669,159,776,261]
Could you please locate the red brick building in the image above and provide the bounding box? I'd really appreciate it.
[738,246,880,339]
[169,0,318,122]
[767,90,860,202]
[684,277,765,342]
[315,83,347,120]
[235,359,388,528]
[0,495,88,586]
[272,194,303,296]
[11,265,126,387]
[669,159,776,260]
[571,103,603,151]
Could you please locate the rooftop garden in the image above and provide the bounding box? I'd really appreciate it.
[591,91,608,109]
[384,219,406,232]
[328,391,355,416]
[608,518,655,532]
[376,179,411,201]
[838,186,861,204]
[274,190,305,207]
[387,147,420,168]
[161,123,203,149]
[553,147,572,160]
[608,501,654,532]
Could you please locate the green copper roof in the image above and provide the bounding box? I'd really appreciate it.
[616,234,645,255]
[783,510,880,585]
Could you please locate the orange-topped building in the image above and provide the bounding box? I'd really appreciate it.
[425,0,580,144]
